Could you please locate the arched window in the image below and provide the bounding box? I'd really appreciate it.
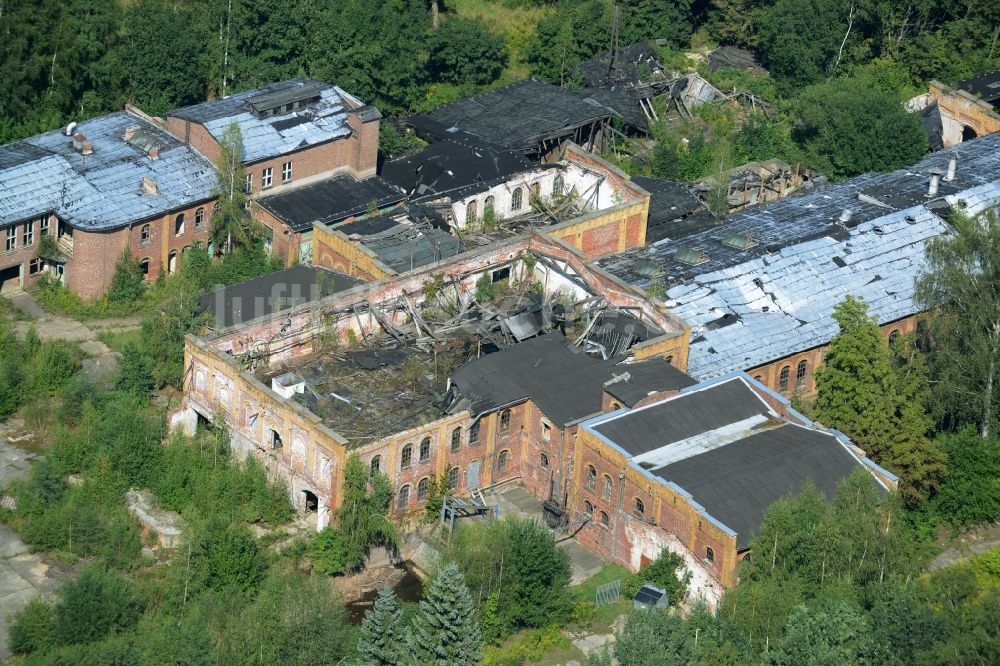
[417,477,429,501]
[370,455,381,476]
[540,453,549,469]
[795,360,808,388]
[583,500,593,516]
[397,485,410,510]
[451,427,462,453]
[778,365,790,392]
[498,450,509,475]
[484,195,495,216]
[634,498,645,519]
[140,224,151,246]
[531,182,541,198]
[664,355,674,366]
[753,375,763,382]
[889,329,900,346]
[511,187,523,211]
[419,437,431,462]
[194,207,205,230]
[140,258,150,277]
[499,409,512,433]
[213,202,221,215]
[465,200,478,225]
[447,466,459,490]
[586,465,597,491]
[182,245,191,254]
[174,213,185,235]
[553,175,564,195]
[599,511,609,527]
[706,547,715,564]
[168,250,177,274]
[469,420,480,445]
[603,474,613,501]
[611,402,621,411]
[400,444,413,469]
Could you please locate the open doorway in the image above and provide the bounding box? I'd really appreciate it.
[962,125,978,142]
[0,265,21,294]
[303,490,318,513]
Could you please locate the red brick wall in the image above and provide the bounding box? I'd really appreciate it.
[0,215,56,289]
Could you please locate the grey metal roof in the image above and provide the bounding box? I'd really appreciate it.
[0,112,216,229]
[585,376,867,549]
[169,79,355,164]
[598,132,1000,379]
[257,174,406,233]
[355,220,465,274]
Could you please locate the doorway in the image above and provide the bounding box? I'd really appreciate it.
[0,265,21,293]
[303,490,318,513]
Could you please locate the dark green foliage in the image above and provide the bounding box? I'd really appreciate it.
[408,563,483,666]
[114,342,154,396]
[868,580,947,664]
[358,587,406,665]
[793,77,928,180]
[814,296,944,503]
[139,288,210,388]
[733,112,791,165]
[334,454,399,571]
[614,608,696,666]
[649,131,718,182]
[756,0,854,90]
[379,124,427,160]
[527,0,608,85]
[626,548,690,607]
[929,428,1000,527]
[309,526,352,576]
[106,252,146,305]
[916,208,1000,439]
[427,18,507,86]
[180,519,267,597]
[9,597,56,655]
[51,565,142,647]
[764,598,884,666]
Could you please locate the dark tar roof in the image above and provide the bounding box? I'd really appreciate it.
[380,134,540,201]
[588,377,865,548]
[198,264,362,329]
[708,46,765,73]
[631,176,713,243]
[448,335,695,425]
[957,69,1000,106]
[410,79,624,151]
[604,360,698,407]
[578,42,661,89]
[257,174,406,232]
[340,218,465,274]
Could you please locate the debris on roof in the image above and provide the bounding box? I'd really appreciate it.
[342,218,465,274]
[257,173,406,232]
[708,46,766,74]
[694,159,806,213]
[957,69,1000,106]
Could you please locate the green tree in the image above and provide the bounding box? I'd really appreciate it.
[527,1,608,85]
[614,608,696,666]
[106,250,145,303]
[8,597,56,655]
[51,565,142,646]
[929,428,1000,527]
[626,548,691,607]
[140,288,210,388]
[757,0,857,90]
[358,587,407,666]
[814,296,943,503]
[211,122,256,254]
[114,342,154,396]
[765,598,884,666]
[407,563,483,666]
[309,526,352,576]
[793,76,928,180]
[426,18,507,86]
[336,454,399,571]
[180,520,266,598]
[916,208,1000,438]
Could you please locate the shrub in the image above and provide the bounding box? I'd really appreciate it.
[106,251,146,304]
[8,597,55,655]
[310,527,351,575]
[51,565,142,646]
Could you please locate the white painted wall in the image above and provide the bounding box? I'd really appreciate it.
[625,518,724,609]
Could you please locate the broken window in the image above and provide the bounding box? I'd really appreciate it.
[282,161,293,183]
[469,420,480,445]
[553,175,564,195]
[599,511,609,527]
[447,466,458,490]
[244,174,253,193]
[705,547,715,564]
[540,453,549,469]
[498,450,509,475]
[603,475,613,501]
[400,444,412,469]
[29,258,44,275]
[6,226,16,251]
[465,200,478,225]
[140,258,150,276]
[795,360,808,388]
[531,182,541,198]
[889,329,900,346]
[303,490,318,512]
[499,409,511,433]
[175,213,185,235]
[542,422,551,442]
[371,455,381,476]
[417,477,429,501]
[511,187,523,211]
[195,207,205,230]
[586,465,597,491]
[397,485,410,510]
[451,427,462,452]
[584,501,593,516]
[484,195,495,216]
[271,429,283,449]
[634,498,645,520]
[419,437,431,462]
[778,365,790,393]
[23,223,33,246]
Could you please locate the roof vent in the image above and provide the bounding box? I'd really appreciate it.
[721,230,758,250]
[944,154,957,182]
[838,208,853,224]
[634,259,662,278]
[141,176,158,196]
[873,226,885,235]
[81,141,93,156]
[65,121,77,137]
[248,84,321,119]
[673,246,710,266]
[905,214,917,224]
[927,170,942,197]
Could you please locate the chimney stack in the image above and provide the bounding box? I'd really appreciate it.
[148,147,159,160]
[81,142,93,156]
[838,208,853,224]
[142,176,158,196]
[927,171,942,197]
[945,155,957,182]
[72,133,85,152]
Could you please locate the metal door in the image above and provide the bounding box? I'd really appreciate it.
[467,461,481,490]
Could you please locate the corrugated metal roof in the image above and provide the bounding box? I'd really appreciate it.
[169,79,354,163]
[598,132,1000,379]
[0,112,216,229]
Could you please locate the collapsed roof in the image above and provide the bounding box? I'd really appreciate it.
[257,173,406,232]
[957,68,1000,106]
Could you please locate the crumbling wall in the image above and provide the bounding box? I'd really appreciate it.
[312,221,395,280]
[930,81,1000,147]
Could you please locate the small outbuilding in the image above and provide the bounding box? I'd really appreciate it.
[633,583,668,609]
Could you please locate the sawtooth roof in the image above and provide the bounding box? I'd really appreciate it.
[598,132,1000,379]
[410,79,624,151]
[257,174,406,232]
[0,112,215,230]
[169,79,358,163]
[585,376,870,549]
[447,334,694,425]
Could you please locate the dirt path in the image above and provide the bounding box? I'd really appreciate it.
[929,522,1000,570]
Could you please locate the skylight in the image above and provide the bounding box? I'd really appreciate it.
[673,246,710,266]
[721,230,758,250]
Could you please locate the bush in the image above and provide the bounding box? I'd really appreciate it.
[626,548,691,607]
[310,527,351,575]
[51,565,142,646]
[8,597,55,655]
[106,251,145,304]
[930,428,1000,528]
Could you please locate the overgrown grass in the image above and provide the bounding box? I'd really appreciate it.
[95,328,144,354]
[568,563,632,633]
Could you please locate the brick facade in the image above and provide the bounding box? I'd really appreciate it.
[0,214,57,291]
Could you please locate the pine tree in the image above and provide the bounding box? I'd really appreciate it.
[406,563,482,666]
[815,296,943,504]
[358,587,406,666]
